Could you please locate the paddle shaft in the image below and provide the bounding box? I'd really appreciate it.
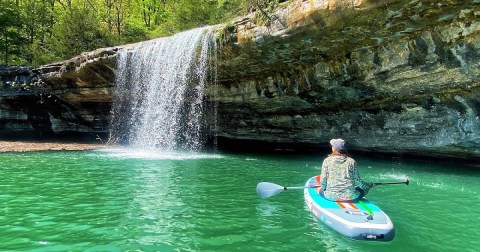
[374,179,409,186]
[256,182,322,198]
[274,181,407,190]
[286,185,320,190]
[257,178,408,198]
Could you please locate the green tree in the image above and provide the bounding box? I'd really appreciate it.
[49,5,111,59]
[138,0,166,28]
[0,0,285,66]
[88,0,130,36]
[20,0,56,64]
[149,0,217,36]
[0,0,26,65]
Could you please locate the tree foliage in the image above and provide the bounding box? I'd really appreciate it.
[0,1,26,65]
[0,0,283,66]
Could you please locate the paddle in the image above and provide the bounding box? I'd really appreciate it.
[257,178,409,198]
[374,179,409,186]
[256,182,320,198]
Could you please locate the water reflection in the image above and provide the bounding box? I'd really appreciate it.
[111,151,191,247]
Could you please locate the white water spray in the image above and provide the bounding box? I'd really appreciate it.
[109,27,216,151]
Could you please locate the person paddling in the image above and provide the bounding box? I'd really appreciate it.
[319,138,374,202]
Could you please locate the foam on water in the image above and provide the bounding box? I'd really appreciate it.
[378,172,409,181]
[96,148,223,160]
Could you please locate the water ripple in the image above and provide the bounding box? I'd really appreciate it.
[0,151,478,251]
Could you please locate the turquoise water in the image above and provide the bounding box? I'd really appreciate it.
[0,149,478,251]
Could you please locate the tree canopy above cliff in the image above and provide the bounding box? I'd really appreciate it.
[0,0,284,66]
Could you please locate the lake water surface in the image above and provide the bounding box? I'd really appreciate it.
[0,149,478,251]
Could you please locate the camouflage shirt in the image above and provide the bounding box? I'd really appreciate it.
[320,155,373,201]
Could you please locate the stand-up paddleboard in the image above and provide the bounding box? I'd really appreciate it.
[304,176,395,241]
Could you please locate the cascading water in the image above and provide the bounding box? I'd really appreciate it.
[109,27,216,151]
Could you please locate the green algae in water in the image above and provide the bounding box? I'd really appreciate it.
[0,149,478,251]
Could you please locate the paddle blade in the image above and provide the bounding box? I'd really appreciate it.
[256,182,285,198]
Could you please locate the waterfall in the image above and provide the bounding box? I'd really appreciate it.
[109,27,216,151]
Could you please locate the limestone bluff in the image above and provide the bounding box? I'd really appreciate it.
[0,0,479,160]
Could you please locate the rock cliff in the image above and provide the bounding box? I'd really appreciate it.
[0,48,119,139]
[212,0,480,159]
[0,0,479,160]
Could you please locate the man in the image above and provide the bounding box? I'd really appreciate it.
[319,138,374,201]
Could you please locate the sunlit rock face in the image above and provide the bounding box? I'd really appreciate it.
[1,0,479,159]
[211,0,480,158]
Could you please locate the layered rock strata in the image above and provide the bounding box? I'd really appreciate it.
[211,0,480,159]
